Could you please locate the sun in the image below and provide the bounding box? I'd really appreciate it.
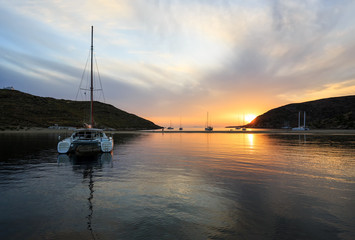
[245,114,257,123]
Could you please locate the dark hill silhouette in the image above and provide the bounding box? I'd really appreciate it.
[0,89,161,130]
[245,95,355,129]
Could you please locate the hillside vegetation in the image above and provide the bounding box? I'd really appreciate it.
[0,89,161,130]
[246,95,355,129]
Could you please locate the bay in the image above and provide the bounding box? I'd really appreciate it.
[0,132,354,240]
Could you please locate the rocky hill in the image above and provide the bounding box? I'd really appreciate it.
[0,89,161,130]
[246,95,355,129]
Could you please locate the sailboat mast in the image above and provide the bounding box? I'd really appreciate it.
[304,111,306,128]
[298,112,300,128]
[90,26,94,127]
[206,112,209,127]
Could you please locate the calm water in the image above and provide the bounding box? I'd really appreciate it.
[0,132,354,240]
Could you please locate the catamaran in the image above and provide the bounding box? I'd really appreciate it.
[57,26,113,155]
[292,111,309,131]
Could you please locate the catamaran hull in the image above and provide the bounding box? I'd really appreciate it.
[57,139,71,154]
[101,140,113,152]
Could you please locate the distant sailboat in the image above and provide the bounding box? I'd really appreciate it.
[292,111,309,131]
[179,116,183,131]
[167,121,174,130]
[242,113,246,131]
[57,26,113,155]
[205,112,213,131]
[234,113,241,129]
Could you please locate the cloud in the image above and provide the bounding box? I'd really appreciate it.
[1,0,355,126]
[203,0,355,98]
[277,78,355,102]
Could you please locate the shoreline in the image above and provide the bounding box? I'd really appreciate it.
[0,128,73,134]
[140,129,355,135]
[1,128,355,135]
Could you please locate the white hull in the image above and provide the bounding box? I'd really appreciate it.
[292,127,309,131]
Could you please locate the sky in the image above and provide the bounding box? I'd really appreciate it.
[1,0,355,127]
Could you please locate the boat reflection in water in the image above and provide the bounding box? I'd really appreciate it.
[57,152,113,239]
[57,152,113,166]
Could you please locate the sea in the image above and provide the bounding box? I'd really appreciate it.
[0,131,354,240]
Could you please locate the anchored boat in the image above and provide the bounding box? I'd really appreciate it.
[57,128,113,155]
[292,111,309,131]
[205,112,213,131]
[57,26,113,155]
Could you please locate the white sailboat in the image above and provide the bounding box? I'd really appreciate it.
[292,111,309,131]
[57,26,113,155]
[205,112,213,131]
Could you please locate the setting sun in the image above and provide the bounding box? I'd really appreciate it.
[245,114,257,123]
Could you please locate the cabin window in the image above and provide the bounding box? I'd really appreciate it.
[73,131,102,139]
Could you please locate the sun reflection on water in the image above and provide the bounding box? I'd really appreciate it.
[247,134,254,148]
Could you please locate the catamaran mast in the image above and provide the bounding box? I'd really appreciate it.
[298,112,301,128]
[90,26,94,127]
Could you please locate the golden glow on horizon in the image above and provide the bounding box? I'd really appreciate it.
[148,112,260,128]
[245,114,257,123]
